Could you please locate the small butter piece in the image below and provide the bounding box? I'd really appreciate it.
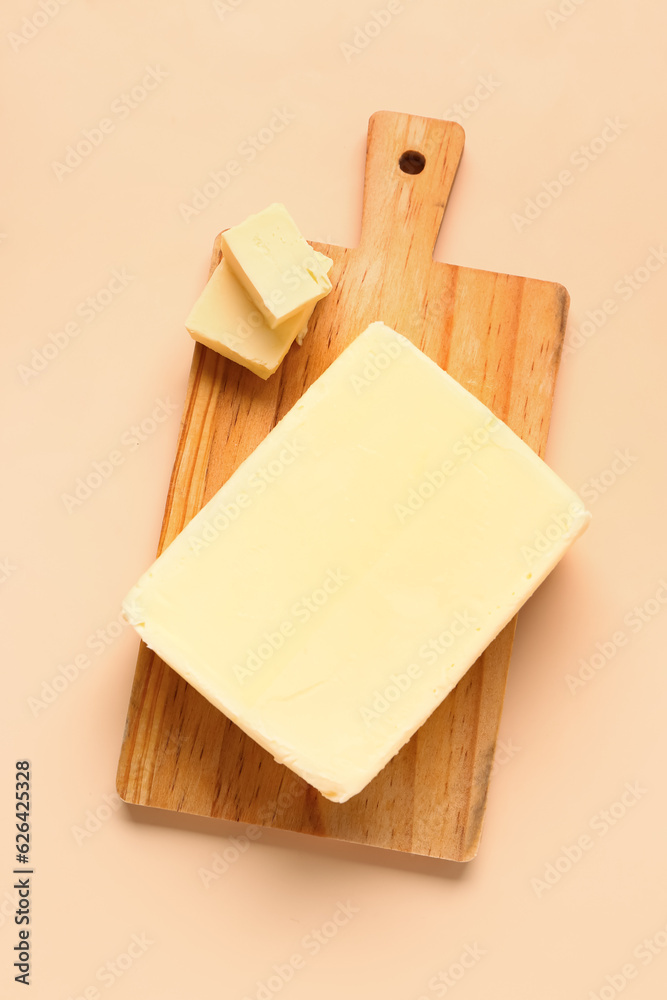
[220,203,333,329]
[185,253,332,379]
[123,323,591,804]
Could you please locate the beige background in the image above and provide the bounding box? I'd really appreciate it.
[2,1,666,997]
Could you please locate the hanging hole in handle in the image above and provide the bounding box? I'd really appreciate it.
[399,150,426,175]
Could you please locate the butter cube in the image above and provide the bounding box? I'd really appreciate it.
[185,253,332,379]
[220,203,333,329]
[123,323,591,804]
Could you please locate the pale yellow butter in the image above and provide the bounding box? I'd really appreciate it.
[185,254,331,379]
[220,203,333,329]
[123,322,591,803]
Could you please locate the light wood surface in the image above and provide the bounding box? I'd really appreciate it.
[116,111,569,860]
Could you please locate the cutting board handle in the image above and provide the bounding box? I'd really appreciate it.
[358,111,465,266]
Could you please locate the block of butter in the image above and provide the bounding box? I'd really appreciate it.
[220,203,333,329]
[185,252,333,380]
[123,322,590,804]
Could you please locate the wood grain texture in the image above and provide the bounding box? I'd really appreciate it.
[117,111,569,860]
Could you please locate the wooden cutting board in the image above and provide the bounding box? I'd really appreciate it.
[116,111,568,861]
